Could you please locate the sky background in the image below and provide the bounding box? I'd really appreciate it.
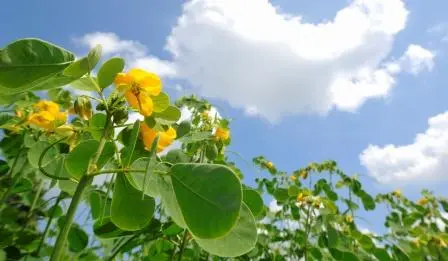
[3,0,448,233]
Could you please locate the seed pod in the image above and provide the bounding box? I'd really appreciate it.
[74,97,92,120]
[54,124,75,137]
[113,109,128,124]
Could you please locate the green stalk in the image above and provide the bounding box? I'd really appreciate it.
[177,230,189,261]
[50,115,112,261]
[0,148,24,207]
[50,175,93,261]
[35,192,64,256]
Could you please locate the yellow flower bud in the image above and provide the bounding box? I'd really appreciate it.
[55,124,75,137]
[345,215,353,223]
[290,175,297,181]
[74,97,92,120]
[392,189,402,198]
[266,161,274,169]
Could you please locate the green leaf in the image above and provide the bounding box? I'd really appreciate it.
[152,92,170,113]
[157,175,186,228]
[288,185,300,197]
[111,174,155,231]
[97,57,125,89]
[163,223,183,236]
[152,106,181,124]
[327,226,339,248]
[68,226,88,253]
[194,203,257,257]
[65,140,115,180]
[165,149,190,164]
[360,191,376,211]
[373,247,392,261]
[274,188,289,202]
[243,189,264,217]
[310,247,323,259]
[0,38,76,94]
[88,113,107,141]
[11,178,32,193]
[90,190,111,220]
[128,157,169,198]
[170,163,242,239]
[93,217,133,239]
[178,132,211,144]
[63,45,102,78]
[70,77,99,92]
[27,141,59,168]
[176,121,191,138]
[58,180,78,195]
[123,121,140,167]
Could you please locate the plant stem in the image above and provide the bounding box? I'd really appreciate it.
[51,115,112,261]
[35,192,64,256]
[50,175,93,261]
[106,233,141,261]
[177,230,189,261]
[0,148,24,207]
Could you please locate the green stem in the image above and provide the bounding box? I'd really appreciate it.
[0,149,26,208]
[21,180,44,232]
[50,175,93,261]
[35,192,64,256]
[106,233,141,261]
[303,204,312,261]
[177,230,189,261]
[50,114,112,261]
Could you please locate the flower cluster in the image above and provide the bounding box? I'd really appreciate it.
[28,100,67,130]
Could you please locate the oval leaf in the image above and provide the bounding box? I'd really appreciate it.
[127,157,169,198]
[157,175,186,228]
[243,189,264,217]
[63,45,102,78]
[111,174,155,231]
[152,92,170,113]
[194,203,257,257]
[97,57,125,89]
[0,38,75,94]
[170,163,242,239]
[65,140,115,180]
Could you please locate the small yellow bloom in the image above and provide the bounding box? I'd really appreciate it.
[417,197,429,206]
[140,123,177,153]
[214,127,230,141]
[290,175,297,181]
[392,189,402,198]
[412,239,421,248]
[345,215,353,223]
[266,161,274,169]
[115,68,162,117]
[34,100,60,115]
[28,100,67,130]
[297,193,307,203]
[15,110,23,118]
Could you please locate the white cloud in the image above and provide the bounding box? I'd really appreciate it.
[360,111,448,183]
[76,0,436,121]
[76,32,176,77]
[164,0,412,120]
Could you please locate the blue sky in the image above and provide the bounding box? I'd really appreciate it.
[3,0,448,232]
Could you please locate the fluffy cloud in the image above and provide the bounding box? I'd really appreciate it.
[360,111,448,183]
[77,0,436,121]
[76,32,176,77]
[165,0,414,120]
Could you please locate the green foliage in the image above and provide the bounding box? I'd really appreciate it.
[1,37,447,261]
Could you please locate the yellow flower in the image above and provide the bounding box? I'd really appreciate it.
[28,100,67,130]
[290,175,297,181]
[392,189,402,198]
[417,197,429,206]
[140,123,176,153]
[34,100,60,115]
[345,215,353,223]
[297,193,307,203]
[266,161,274,169]
[28,111,56,129]
[115,68,162,117]
[214,127,230,141]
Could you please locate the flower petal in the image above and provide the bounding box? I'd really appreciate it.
[139,74,162,96]
[128,69,153,82]
[115,73,133,85]
[125,91,140,110]
[140,123,157,150]
[137,92,154,117]
[35,100,60,115]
